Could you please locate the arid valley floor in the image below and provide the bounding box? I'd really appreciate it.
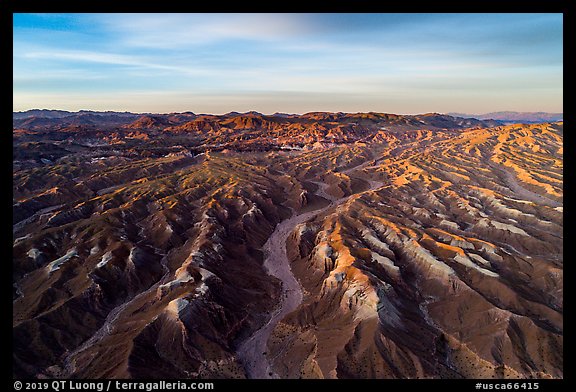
[13,111,563,379]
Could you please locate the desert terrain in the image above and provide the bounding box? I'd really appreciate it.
[13,111,562,379]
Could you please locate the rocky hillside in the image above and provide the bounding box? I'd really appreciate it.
[13,114,562,379]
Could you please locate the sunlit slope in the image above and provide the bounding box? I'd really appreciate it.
[269,123,562,378]
[13,122,562,379]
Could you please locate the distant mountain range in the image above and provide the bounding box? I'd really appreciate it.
[12,109,139,120]
[13,110,503,136]
[14,109,562,126]
[448,111,563,124]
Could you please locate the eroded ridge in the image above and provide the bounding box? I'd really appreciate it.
[13,119,562,379]
[267,123,563,379]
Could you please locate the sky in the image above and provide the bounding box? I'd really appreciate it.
[13,13,563,114]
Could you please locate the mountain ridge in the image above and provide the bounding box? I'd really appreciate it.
[13,107,563,379]
[448,111,562,124]
[14,110,502,132]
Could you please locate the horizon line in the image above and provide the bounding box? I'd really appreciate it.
[13,108,564,117]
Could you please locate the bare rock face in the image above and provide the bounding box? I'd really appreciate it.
[267,122,562,379]
[13,113,562,379]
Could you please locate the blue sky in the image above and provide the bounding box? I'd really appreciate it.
[13,13,563,114]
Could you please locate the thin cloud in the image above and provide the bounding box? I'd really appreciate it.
[95,13,317,49]
[22,49,215,76]
[13,13,563,114]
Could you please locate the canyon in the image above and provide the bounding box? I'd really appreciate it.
[13,111,563,379]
